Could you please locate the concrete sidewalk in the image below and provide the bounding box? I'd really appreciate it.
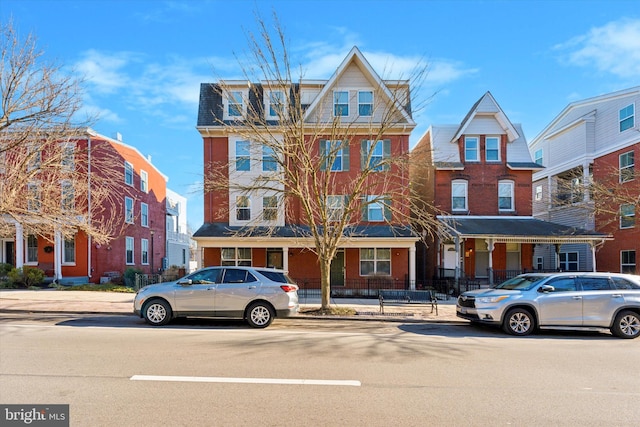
[0,289,464,323]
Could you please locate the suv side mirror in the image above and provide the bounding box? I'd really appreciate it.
[538,284,555,293]
[177,279,193,286]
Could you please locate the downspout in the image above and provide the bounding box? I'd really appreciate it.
[87,136,92,280]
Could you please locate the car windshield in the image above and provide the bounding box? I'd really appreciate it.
[493,275,546,291]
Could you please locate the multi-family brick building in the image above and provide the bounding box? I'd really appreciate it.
[412,92,608,287]
[1,129,168,284]
[530,86,639,274]
[193,47,420,290]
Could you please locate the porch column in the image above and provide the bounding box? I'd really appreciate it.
[409,245,416,290]
[15,222,24,268]
[454,236,461,281]
[282,246,289,272]
[591,242,597,272]
[486,238,495,286]
[54,230,63,281]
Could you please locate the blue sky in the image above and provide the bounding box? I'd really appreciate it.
[3,0,639,229]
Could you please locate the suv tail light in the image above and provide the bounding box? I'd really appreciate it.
[280,285,298,293]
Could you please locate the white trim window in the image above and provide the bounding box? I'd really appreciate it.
[235,140,250,172]
[61,143,75,171]
[141,203,149,227]
[227,91,244,118]
[485,137,500,161]
[27,144,41,171]
[262,145,277,171]
[262,196,278,221]
[61,180,74,211]
[620,204,635,229]
[451,180,468,212]
[236,196,250,221]
[534,149,543,166]
[360,248,391,276]
[27,182,41,212]
[125,197,134,224]
[465,137,479,162]
[125,236,134,265]
[621,250,636,274]
[26,235,38,264]
[358,91,373,116]
[333,91,349,117]
[498,180,515,211]
[63,236,75,264]
[361,139,390,171]
[559,252,578,271]
[321,140,350,172]
[221,248,252,266]
[535,185,543,201]
[326,195,345,222]
[267,90,285,118]
[619,151,634,183]
[141,238,149,265]
[124,161,134,186]
[140,170,148,193]
[365,195,390,222]
[619,103,634,132]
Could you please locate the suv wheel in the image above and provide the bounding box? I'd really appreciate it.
[611,310,640,339]
[144,299,172,326]
[246,302,274,328]
[503,308,535,336]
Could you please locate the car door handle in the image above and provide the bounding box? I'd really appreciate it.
[247,286,257,289]
[207,287,215,291]
[572,296,582,300]
[611,294,623,298]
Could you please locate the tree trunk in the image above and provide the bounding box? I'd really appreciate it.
[319,258,332,310]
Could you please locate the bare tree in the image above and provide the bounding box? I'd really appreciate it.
[0,20,122,244]
[202,15,440,310]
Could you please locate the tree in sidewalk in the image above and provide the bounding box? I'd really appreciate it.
[0,20,122,245]
[202,15,440,311]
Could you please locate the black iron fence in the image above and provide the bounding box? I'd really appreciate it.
[133,273,180,291]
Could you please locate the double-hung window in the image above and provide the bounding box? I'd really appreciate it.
[620,204,635,229]
[63,237,75,264]
[321,140,349,171]
[485,137,500,161]
[358,91,373,116]
[365,195,391,222]
[268,91,285,117]
[262,145,277,171]
[451,180,468,211]
[360,248,391,276]
[61,181,74,211]
[263,196,277,221]
[334,91,349,117]
[61,143,75,171]
[124,161,134,186]
[140,170,148,193]
[236,196,250,221]
[326,195,345,222]
[619,104,634,132]
[221,248,252,266]
[141,203,149,227]
[621,250,636,274]
[559,252,578,271]
[141,239,149,265]
[619,151,634,183]
[27,182,41,212]
[27,144,41,171]
[125,237,134,264]
[534,149,543,166]
[125,197,134,223]
[236,140,250,171]
[228,91,243,117]
[26,235,38,263]
[498,180,514,211]
[465,137,479,161]
[362,139,390,171]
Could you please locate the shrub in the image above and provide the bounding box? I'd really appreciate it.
[0,263,12,277]
[123,267,143,288]
[7,267,46,288]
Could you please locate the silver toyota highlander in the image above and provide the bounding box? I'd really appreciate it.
[456,272,640,338]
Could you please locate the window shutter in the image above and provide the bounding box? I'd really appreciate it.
[361,195,368,221]
[342,140,350,171]
[383,139,391,171]
[383,196,392,221]
[319,139,327,171]
[360,140,368,170]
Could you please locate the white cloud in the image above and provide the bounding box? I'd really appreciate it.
[75,50,140,94]
[555,18,640,79]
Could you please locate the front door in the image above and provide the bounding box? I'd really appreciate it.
[330,250,345,287]
[4,241,15,266]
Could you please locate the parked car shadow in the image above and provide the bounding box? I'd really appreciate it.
[55,314,251,329]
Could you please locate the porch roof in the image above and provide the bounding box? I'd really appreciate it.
[437,216,611,244]
[193,222,417,239]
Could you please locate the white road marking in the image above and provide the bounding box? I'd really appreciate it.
[130,374,361,387]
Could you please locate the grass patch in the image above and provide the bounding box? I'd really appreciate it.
[301,306,357,316]
[57,283,136,293]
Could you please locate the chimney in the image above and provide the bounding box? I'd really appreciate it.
[114,132,122,142]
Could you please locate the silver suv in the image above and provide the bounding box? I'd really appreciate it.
[134,266,299,328]
[456,272,640,338]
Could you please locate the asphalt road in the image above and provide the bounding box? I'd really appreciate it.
[1,313,638,426]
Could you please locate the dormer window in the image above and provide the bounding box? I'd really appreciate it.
[485,137,500,161]
[334,91,349,117]
[228,91,243,117]
[268,90,285,118]
[465,137,479,162]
